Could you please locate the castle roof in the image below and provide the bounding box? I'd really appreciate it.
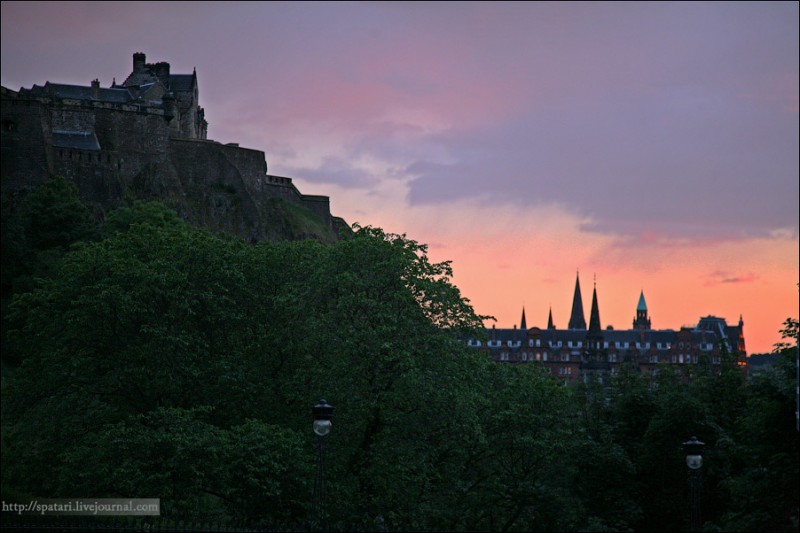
[23,82,134,104]
[51,130,101,151]
[168,74,195,93]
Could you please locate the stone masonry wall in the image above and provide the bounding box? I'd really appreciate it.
[1,87,344,242]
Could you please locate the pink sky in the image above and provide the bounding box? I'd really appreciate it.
[2,2,797,353]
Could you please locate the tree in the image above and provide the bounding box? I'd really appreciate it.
[718,318,799,532]
[2,220,499,529]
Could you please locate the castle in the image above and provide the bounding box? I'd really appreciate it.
[1,53,347,243]
[469,273,747,383]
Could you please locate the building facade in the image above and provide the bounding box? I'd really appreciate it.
[468,274,747,384]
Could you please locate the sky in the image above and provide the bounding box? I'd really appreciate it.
[1,1,797,354]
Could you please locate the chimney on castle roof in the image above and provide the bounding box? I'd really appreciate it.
[154,62,170,88]
[91,79,100,99]
[133,52,146,73]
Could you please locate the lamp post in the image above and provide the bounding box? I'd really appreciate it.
[683,436,705,532]
[311,399,334,531]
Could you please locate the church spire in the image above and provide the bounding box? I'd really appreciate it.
[568,272,586,330]
[520,307,527,331]
[547,306,555,330]
[584,279,605,356]
[633,290,651,330]
[588,282,601,333]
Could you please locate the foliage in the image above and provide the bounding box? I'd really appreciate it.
[2,191,798,531]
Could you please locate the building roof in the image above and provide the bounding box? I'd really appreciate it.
[588,286,602,333]
[169,74,195,93]
[30,82,134,103]
[51,130,101,151]
[637,291,648,311]
[568,274,586,330]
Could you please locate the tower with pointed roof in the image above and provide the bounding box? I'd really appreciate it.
[585,281,604,352]
[580,280,609,380]
[568,273,587,330]
[465,274,747,384]
[633,290,651,330]
[520,307,527,331]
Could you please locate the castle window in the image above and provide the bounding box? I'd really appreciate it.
[536,339,541,347]
[561,353,569,362]
[671,355,677,363]
[536,352,541,361]
[650,355,658,363]
[679,354,685,364]
[543,353,548,361]
[609,353,617,363]
[577,341,582,348]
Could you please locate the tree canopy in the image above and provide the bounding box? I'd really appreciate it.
[1,182,797,531]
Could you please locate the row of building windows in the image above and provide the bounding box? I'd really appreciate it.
[57,148,120,167]
[475,339,717,351]
[496,352,722,365]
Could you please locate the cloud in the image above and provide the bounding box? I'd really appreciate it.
[704,271,759,287]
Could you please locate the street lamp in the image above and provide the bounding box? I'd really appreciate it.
[683,436,705,532]
[311,399,334,531]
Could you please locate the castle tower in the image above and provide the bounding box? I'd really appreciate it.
[568,273,586,330]
[633,290,651,330]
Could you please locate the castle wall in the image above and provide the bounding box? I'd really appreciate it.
[1,93,53,206]
[2,81,344,243]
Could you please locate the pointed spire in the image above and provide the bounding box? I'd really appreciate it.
[637,290,647,311]
[568,272,586,330]
[588,284,601,333]
[547,307,555,330]
[520,307,527,331]
[633,290,651,330]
